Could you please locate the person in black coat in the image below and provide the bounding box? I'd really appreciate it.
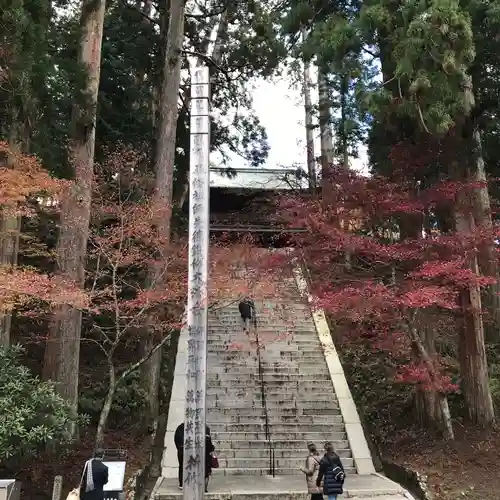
[238,298,256,333]
[80,449,109,500]
[205,431,215,493]
[174,423,213,490]
[316,443,345,500]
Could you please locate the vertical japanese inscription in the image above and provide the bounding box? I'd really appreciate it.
[184,65,210,500]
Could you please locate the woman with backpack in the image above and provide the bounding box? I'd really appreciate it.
[300,442,323,500]
[316,443,345,500]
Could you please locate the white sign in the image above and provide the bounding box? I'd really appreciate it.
[102,461,126,491]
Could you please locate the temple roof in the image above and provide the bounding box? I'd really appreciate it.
[209,166,309,191]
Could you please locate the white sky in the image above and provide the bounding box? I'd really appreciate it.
[211,65,369,175]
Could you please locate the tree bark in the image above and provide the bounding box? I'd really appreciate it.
[399,212,448,430]
[340,74,349,170]
[302,40,316,192]
[318,67,334,194]
[468,129,500,340]
[414,319,445,430]
[0,111,28,347]
[408,317,454,439]
[96,361,116,448]
[140,0,185,425]
[454,189,495,426]
[43,0,106,436]
[0,212,21,346]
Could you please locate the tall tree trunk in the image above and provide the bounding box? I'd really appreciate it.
[0,134,23,347]
[173,11,228,210]
[318,67,334,193]
[43,0,106,436]
[400,213,447,429]
[302,30,316,191]
[468,129,500,340]
[95,361,116,448]
[408,318,454,439]
[210,10,228,63]
[414,319,446,430]
[340,74,349,170]
[454,188,495,426]
[0,212,21,346]
[141,0,185,427]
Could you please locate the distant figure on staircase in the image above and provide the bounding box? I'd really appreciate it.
[300,442,323,500]
[174,423,213,491]
[238,297,256,334]
[316,443,345,500]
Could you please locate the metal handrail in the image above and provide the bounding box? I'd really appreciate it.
[268,440,275,477]
[255,325,269,439]
[254,323,276,477]
[211,304,277,476]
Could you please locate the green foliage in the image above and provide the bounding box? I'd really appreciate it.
[79,371,148,426]
[0,345,80,464]
[485,346,500,416]
[339,342,414,444]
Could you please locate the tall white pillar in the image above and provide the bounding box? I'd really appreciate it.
[183,65,210,500]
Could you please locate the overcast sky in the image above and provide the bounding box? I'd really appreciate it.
[211,67,369,174]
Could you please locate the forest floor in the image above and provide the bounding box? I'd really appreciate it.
[387,427,500,500]
[18,428,150,500]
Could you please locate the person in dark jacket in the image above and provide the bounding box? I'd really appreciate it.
[174,423,185,489]
[205,430,215,493]
[238,298,256,333]
[174,423,212,490]
[316,443,345,500]
[80,449,109,500]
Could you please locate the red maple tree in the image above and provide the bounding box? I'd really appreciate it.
[275,158,500,438]
[0,143,88,328]
[86,148,187,445]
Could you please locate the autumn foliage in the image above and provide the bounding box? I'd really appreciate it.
[0,143,86,316]
[276,163,499,412]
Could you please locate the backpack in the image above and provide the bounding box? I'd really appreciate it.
[331,464,345,484]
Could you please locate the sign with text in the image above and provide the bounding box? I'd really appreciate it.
[103,461,126,492]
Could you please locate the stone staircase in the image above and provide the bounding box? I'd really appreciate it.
[156,264,414,500]
[206,276,355,476]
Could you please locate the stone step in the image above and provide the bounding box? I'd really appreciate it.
[218,447,352,459]
[211,466,357,476]
[217,456,355,469]
[207,406,341,418]
[208,367,308,375]
[208,422,344,433]
[207,379,332,388]
[207,343,315,350]
[208,373,331,382]
[293,347,327,353]
[211,407,342,417]
[211,310,310,317]
[208,346,300,354]
[207,413,343,424]
[211,431,347,441]
[210,400,340,412]
[208,322,314,329]
[208,331,308,338]
[206,389,336,399]
[208,328,317,335]
[216,439,350,451]
[297,358,329,364]
[207,370,331,379]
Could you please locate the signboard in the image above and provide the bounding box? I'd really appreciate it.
[103,461,126,492]
[52,476,63,500]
